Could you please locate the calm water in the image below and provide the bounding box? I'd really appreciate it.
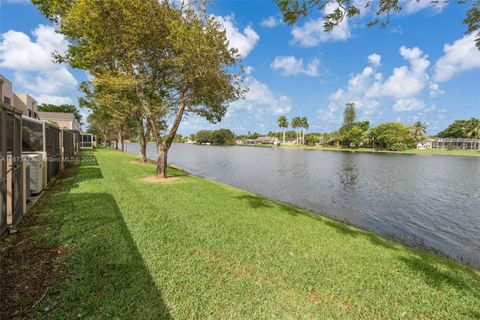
[126,143,480,267]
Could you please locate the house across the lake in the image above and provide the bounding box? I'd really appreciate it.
[238,136,279,145]
[418,137,480,150]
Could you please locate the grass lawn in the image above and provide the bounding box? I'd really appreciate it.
[1,148,479,319]
[245,143,480,157]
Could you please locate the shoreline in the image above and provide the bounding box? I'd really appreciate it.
[2,148,479,318]
[126,141,480,157]
[124,147,478,268]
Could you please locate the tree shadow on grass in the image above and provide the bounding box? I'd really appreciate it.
[35,193,172,319]
[398,255,480,318]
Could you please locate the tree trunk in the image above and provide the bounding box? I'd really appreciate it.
[156,143,168,178]
[138,119,148,162]
[118,131,124,152]
[283,128,286,144]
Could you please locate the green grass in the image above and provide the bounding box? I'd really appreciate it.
[13,148,480,318]
[242,143,480,156]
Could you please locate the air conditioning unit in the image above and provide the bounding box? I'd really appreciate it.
[22,153,44,195]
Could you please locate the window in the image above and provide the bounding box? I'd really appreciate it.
[3,97,11,106]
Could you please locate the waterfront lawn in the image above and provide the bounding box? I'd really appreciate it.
[4,148,480,319]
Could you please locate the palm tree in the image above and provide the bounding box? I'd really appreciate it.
[301,116,309,145]
[412,121,427,142]
[277,115,289,144]
[291,117,301,145]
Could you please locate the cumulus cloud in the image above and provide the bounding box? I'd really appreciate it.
[434,34,480,82]
[214,15,259,57]
[0,25,78,104]
[318,46,436,123]
[229,76,293,116]
[393,98,425,112]
[368,53,382,68]
[261,16,282,28]
[291,3,351,47]
[270,56,320,77]
[382,46,430,99]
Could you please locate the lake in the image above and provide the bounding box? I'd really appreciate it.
[125,143,480,267]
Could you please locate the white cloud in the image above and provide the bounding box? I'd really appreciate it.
[429,82,444,98]
[35,95,74,105]
[261,16,282,28]
[270,56,320,77]
[368,53,382,68]
[291,3,351,47]
[0,25,78,104]
[229,76,293,116]
[393,98,425,112]
[214,15,259,58]
[244,66,254,75]
[319,45,435,121]
[399,0,448,14]
[382,46,430,99]
[434,34,480,82]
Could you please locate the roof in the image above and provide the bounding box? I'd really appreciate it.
[38,112,76,122]
[255,136,277,141]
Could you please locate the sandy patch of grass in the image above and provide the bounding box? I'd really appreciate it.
[140,176,182,184]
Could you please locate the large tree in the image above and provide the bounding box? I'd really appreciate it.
[370,122,415,151]
[343,102,356,128]
[437,118,480,138]
[277,115,289,143]
[275,0,480,49]
[33,0,244,178]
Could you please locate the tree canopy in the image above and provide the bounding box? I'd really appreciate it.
[32,0,244,177]
[437,118,480,138]
[38,103,82,122]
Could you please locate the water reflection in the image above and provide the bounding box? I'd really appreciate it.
[337,154,359,191]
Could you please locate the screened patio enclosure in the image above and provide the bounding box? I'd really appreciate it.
[80,133,96,149]
[3,103,23,230]
[0,104,7,235]
[432,138,480,150]
[22,116,63,185]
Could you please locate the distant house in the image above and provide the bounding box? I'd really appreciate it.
[417,138,434,149]
[38,112,81,131]
[255,136,279,144]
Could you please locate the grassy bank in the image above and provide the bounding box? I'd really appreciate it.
[2,148,479,319]
[240,143,480,156]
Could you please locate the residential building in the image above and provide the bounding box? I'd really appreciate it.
[1,74,39,118]
[13,93,39,119]
[0,74,13,106]
[38,112,81,131]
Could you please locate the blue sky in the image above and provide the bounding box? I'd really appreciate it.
[0,0,479,135]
